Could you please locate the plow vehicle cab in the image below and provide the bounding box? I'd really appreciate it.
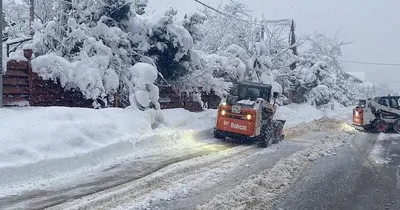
[353,95,400,133]
[214,82,286,147]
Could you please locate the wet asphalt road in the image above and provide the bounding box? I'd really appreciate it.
[274,132,400,210]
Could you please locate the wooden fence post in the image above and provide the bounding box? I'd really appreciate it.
[114,91,119,108]
[24,49,33,105]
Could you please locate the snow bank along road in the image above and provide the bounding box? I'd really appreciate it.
[0,104,351,209]
[0,116,357,210]
[273,132,400,210]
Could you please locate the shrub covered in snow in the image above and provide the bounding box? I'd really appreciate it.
[128,63,160,110]
[26,0,199,109]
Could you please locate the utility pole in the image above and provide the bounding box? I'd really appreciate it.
[29,0,34,35]
[0,0,3,108]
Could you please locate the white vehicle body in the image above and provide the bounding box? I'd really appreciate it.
[353,96,400,132]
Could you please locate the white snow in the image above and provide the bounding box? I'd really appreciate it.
[346,71,366,82]
[130,62,158,87]
[397,166,400,189]
[62,114,354,210]
[236,99,255,106]
[0,107,157,169]
[0,107,214,192]
[31,50,118,105]
[0,103,352,197]
[128,62,160,109]
[0,104,347,170]
[167,24,194,61]
[135,90,151,107]
[275,103,350,127]
[198,129,356,210]
[369,133,398,165]
[7,50,28,62]
[308,85,333,105]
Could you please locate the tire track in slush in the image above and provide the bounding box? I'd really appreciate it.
[51,135,327,210]
[0,142,243,210]
[56,118,350,210]
[47,144,260,210]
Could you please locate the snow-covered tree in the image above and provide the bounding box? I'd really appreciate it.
[287,32,372,107]
[197,0,253,54]
[27,0,198,109]
[306,32,351,75]
[143,8,194,81]
[3,0,31,39]
[182,13,206,44]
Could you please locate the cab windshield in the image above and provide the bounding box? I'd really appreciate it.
[238,85,270,101]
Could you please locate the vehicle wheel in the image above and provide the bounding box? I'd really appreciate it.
[363,125,374,133]
[273,123,284,144]
[393,120,400,133]
[256,124,273,147]
[213,130,225,139]
[373,120,389,133]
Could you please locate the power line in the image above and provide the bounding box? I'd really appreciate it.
[194,0,292,26]
[340,60,400,66]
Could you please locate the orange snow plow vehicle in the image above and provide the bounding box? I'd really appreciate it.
[213,82,286,147]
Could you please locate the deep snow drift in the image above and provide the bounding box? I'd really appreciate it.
[0,103,351,190]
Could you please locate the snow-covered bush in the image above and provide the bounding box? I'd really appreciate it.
[308,85,333,106]
[26,0,197,109]
[182,13,206,44]
[175,50,233,97]
[128,63,160,110]
[141,8,194,81]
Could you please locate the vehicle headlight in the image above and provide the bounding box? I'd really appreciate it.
[221,110,226,116]
[246,114,252,120]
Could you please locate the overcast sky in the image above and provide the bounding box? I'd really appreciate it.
[148,0,400,90]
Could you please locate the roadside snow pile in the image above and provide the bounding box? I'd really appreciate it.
[0,107,214,186]
[160,108,216,131]
[198,130,357,210]
[0,102,349,188]
[284,117,356,139]
[0,103,346,170]
[0,107,156,168]
[275,103,352,128]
